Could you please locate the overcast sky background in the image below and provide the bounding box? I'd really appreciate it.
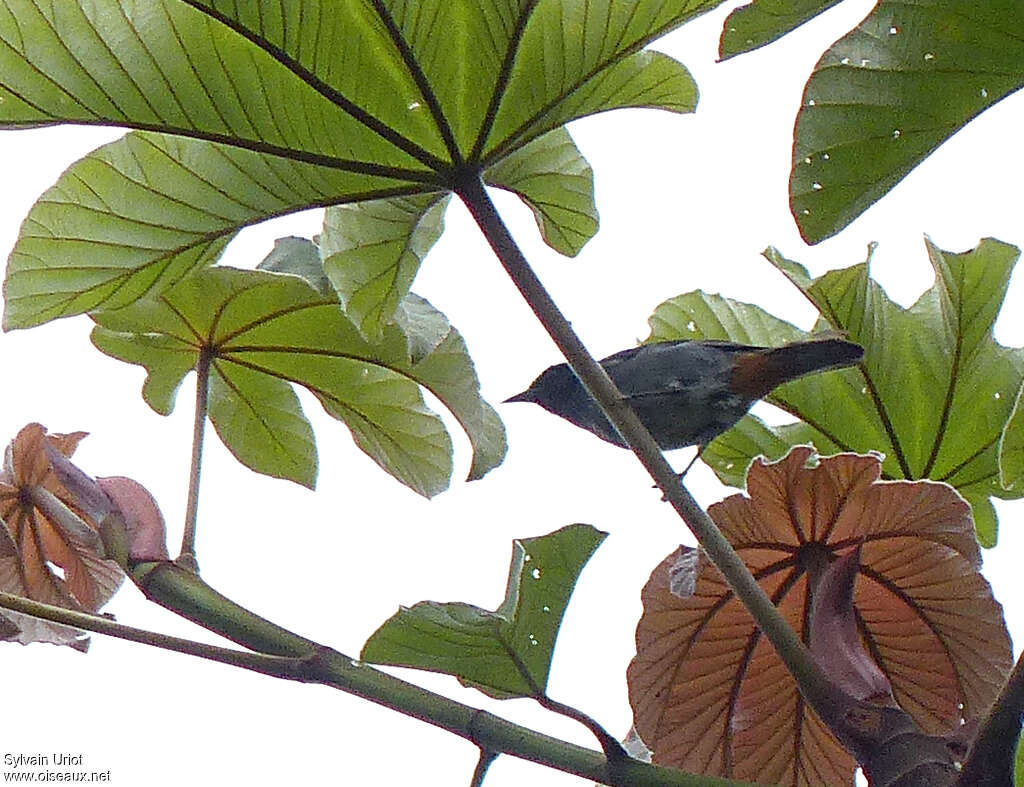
[3,1,1024,785]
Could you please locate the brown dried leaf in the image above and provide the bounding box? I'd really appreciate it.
[628,447,1011,786]
[0,424,124,648]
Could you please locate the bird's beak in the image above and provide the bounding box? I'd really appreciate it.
[503,389,535,404]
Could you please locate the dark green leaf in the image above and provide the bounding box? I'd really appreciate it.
[361,524,606,699]
[719,0,843,60]
[91,267,504,495]
[791,0,1024,242]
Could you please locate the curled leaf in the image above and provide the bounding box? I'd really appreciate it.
[808,545,894,705]
[362,524,606,699]
[96,477,169,563]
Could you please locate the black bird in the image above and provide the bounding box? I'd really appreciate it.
[506,338,864,450]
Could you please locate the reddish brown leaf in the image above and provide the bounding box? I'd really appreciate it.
[628,447,1011,786]
[0,424,124,648]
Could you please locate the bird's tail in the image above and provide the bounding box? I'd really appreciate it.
[733,338,864,398]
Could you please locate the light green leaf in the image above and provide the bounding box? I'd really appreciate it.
[361,524,607,699]
[393,295,451,364]
[2,0,718,327]
[485,34,700,160]
[0,0,439,164]
[699,417,826,489]
[396,295,506,481]
[791,0,1024,242]
[719,0,843,60]
[3,131,421,329]
[256,236,332,295]
[320,193,450,341]
[653,239,1024,543]
[91,267,504,496]
[486,128,598,257]
[1016,728,1024,786]
[207,364,318,490]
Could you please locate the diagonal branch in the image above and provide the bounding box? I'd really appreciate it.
[455,174,840,728]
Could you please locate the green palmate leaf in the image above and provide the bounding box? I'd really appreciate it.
[2,0,712,329]
[207,364,318,489]
[396,294,507,482]
[719,0,843,60]
[361,524,606,699]
[90,267,504,496]
[485,128,598,257]
[724,238,1024,546]
[652,239,1024,544]
[320,193,450,342]
[791,0,1024,242]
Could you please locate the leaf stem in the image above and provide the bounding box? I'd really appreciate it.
[500,629,627,762]
[538,695,628,764]
[180,348,212,570]
[0,589,755,787]
[455,176,840,723]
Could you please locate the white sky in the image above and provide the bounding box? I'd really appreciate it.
[3,1,1024,785]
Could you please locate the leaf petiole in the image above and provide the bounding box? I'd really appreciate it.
[180,346,213,571]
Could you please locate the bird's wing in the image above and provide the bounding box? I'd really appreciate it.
[602,341,758,400]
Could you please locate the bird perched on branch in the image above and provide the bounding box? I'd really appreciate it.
[505,337,864,452]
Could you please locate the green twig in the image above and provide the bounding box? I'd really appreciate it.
[455,176,839,722]
[180,347,212,570]
[469,748,499,787]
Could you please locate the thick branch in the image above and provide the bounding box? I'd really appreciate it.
[0,589,753,787]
